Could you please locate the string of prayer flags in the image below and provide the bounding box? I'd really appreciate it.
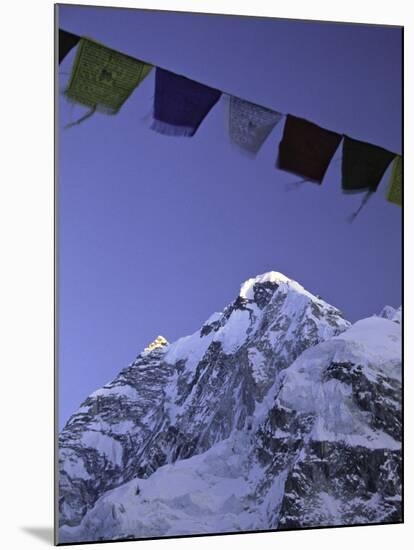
[386,155,402,206]
[65,38,153,118]
[228,96,283,155]
[342,136,396,192]
[151,68,221,137]
[58,29,402,215]
[277,115,342,183]
[59,29,80,64]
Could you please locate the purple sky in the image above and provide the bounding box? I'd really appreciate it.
[57,5,402,428]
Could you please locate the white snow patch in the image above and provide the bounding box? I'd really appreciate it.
[379,305,401,324]
[80,431,123,465]
[318,492,342,517]
[310,415,400,450]
[165,329,215,372]
[333,317,401,379]
[277,316,401,449]
[248,348,267,384]
[89,384,139,400]
[61,454,90,480]
[60,433,259,543]
[109,420,136,435]
[213,309,251,354]
[204,311,222,325]
[74,406,90,415]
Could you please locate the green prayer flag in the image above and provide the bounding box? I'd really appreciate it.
[65,38,152,114]
[386,155,402,206]
[342,136,395,193]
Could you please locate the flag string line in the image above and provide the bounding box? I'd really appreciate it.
[59,29,400,157]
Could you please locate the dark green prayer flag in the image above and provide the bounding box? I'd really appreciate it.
[342,136,395,193]
[386,155,402,206]
[59,29,80,64]
[65,38,153,115]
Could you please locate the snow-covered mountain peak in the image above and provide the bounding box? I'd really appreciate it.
[144,335,169,353]
[238,271,334,311]
[164,270,349,379]
[379,305,402,324]
[239,271,293,299]
[332,316,401,373]
[58,273,401,543]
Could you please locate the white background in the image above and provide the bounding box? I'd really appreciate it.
[0,1,411,548]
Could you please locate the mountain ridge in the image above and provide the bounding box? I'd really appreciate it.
[58,271,401,542]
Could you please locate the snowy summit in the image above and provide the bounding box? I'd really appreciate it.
[58,271,402,543]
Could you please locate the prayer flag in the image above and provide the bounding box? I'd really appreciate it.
[386,155,402,206]
[277,115,342,183]
[151,68,221,137]
[342,136,395,192]
[229,96,283,155]
[59,29,80,64]
[65,38,152,115]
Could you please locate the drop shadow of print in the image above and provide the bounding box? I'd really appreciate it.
[21,526,54,545]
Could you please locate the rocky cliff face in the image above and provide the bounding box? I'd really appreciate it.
[254,316,402,529]
[58,272,401,543]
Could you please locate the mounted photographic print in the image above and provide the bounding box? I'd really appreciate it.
[55,4,403,545]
